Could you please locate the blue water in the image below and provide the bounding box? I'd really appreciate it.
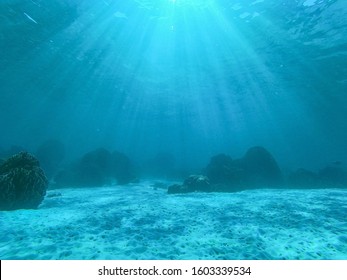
[1,0,346,170]
[0,0,347,260]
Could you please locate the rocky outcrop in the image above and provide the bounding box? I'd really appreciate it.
[240,146,282,186]
[287,164,347,188]
[0,152,48,210]
[203,146,282,191]
[168,175,211,194]
[204,154,242,185]
[170,146,283,194]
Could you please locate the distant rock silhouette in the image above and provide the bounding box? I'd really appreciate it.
[240,146,282,186]
[0,152,48,210]
[170,146,283,194]
[54,148,136,187]
[202,146,282,192]
[287,164,347,188]
[74,148,113,186]
[204,154,242,185]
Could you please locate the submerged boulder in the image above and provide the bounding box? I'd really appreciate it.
[183,175,211,192]
[287,163,347,188]
[203,146,282,191]
[204,154,242,185]
[167,184,191,194]
[170,146,284,193]
[168,175,210,194]
[0,152,48,210]
[240,146,282,186]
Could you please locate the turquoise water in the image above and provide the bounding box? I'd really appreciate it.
[1,0,346,169]
[0,0,347,260]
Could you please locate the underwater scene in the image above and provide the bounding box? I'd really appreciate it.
[0,0,346,260]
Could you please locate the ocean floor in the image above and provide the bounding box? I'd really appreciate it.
[0,181,346,260]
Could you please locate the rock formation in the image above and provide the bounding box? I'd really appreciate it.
[0,152,48,210]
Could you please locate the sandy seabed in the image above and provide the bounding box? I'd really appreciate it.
[0,181,346,260]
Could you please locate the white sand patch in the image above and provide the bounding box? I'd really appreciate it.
[0,183,346,260]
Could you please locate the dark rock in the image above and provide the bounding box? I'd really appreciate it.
[183,175,211,192]
[204,154,237,184]
[287,164,347,189]
[55,148,112,187]
[288,168,321,188]
[0,152,48,210]
[204,146,282,191]
[168,175,210,194]
[240,146,282,186]
[168,184,191,194]
[77,148,113,186]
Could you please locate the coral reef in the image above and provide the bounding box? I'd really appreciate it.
[0,152,48,210]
